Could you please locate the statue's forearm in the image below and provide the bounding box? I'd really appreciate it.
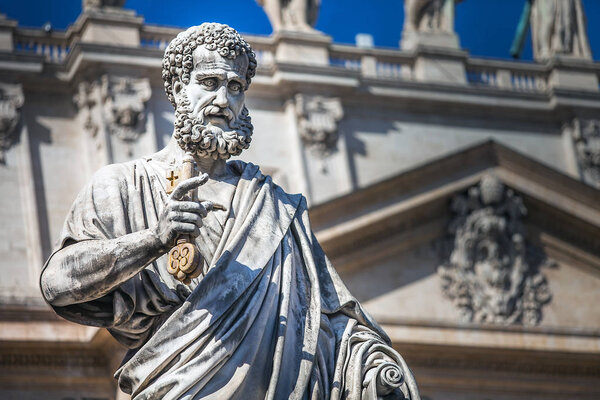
[41,229,166,307]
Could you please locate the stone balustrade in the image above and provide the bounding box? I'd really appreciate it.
[466,58,549,92]
[3,15,599,92]
[13,28,72,63]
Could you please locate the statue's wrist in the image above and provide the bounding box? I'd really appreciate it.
[143,228,170,255]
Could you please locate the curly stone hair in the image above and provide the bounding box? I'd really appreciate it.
[162,23,257,108]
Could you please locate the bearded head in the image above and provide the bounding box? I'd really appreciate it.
[162,23,257,160]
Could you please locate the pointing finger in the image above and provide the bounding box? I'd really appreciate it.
[171,174,209,201]
[200,200,214,212]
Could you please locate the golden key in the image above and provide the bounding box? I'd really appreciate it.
[166,154,203,285]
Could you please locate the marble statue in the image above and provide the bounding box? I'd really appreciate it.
[522,0,592,61]
[257,0,320,32]
[403,0,463,34]
[40,23,419,400]
[531,0,592,60]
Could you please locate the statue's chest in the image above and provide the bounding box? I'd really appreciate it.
[193,178,238,266]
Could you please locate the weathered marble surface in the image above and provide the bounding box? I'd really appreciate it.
[40,23,419,400]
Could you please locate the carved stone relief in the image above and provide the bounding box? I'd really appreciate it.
[100,75,151,142]
[572,118,600,189]
[0,83,24,164]
[295,94,343,158]
[438,174,553,326]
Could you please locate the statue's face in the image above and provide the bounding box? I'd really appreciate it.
[171,45,253,160]
[175,45,249,130]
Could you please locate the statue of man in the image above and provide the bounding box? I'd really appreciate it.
[257,0,320,32]
[512,0,592,61]
[530,0,591,60]
[404,0,463,34]
[40,23,419,400]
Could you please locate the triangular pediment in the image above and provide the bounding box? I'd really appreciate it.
[311,140,600,359]
[312,140,599,270]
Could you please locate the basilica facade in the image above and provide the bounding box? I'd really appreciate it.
[0,1,599,399]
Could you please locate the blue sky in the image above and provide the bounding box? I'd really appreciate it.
[1,0,599,61]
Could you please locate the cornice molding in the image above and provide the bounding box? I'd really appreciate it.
[312,141,600,266]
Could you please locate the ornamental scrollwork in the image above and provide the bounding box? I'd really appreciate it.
[438,174,553,326]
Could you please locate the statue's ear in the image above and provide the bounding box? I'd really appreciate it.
[173,81,183,95]
[172,81,184,105]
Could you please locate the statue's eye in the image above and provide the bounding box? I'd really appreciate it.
[228,81,242,93]
[200,78,218,90]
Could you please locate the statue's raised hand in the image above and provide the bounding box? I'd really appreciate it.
[153,174,213,249]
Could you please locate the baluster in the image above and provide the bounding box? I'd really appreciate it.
[51,44,58,62]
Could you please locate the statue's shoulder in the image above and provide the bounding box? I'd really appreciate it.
[88,159,143,187]
[228,159,305,208]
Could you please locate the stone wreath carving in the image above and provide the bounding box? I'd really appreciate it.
[295,94,343,157]
[572,118,600,189]
[0,83,24,164]
[438,174,553,326]
[73,81,99,139]
[101,75,151,142]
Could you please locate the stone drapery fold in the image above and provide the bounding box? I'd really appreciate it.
[42,158,419,400]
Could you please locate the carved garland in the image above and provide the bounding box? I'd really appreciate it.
[438,174,553,326]
[0,83,24,164]
[572,118,600,189]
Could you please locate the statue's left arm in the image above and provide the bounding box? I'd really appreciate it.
[291,197,421,399]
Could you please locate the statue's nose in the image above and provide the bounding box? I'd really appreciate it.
[213,86,228,108]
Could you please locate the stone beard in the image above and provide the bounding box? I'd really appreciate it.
[173,91,253,160]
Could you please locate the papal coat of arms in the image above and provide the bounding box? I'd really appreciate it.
[438,174,553,326]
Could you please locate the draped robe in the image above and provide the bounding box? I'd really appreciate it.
[42,158,419,400]
[530,0,592,60]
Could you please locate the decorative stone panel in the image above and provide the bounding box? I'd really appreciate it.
[438,174,553,326]
[100,75,151,142]
[295,93,343,158]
